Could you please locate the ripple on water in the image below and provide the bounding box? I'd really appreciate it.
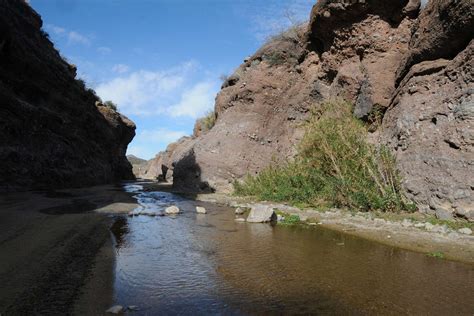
[110,183,474,315]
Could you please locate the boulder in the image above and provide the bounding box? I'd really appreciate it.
[196,206,207,214]
[165,206,180,214]
[246,205,277,223]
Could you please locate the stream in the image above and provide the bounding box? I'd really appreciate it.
[109,182,474,315]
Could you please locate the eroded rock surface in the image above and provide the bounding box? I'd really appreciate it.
[0,0,135,191]
[142,0,473,219]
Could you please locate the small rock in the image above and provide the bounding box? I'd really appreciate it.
[235,218,246,222]
[458,228,473,235]
[277,214,284,222]
[196,206,207,214]
[128,212,134,217]
[308,222,317,226]
[165,206,180,214]
[246,205,277,223]
[106,305,123,314]
[435,207,454,220]
[414,223,425,228]
[235,207,246,215]
[425,222,435,231]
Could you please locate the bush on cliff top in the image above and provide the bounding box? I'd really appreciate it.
[234,100,415,213]
[199,111,217,133]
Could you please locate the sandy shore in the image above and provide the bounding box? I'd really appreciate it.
[195,193,474,264]
[0,184,137,315]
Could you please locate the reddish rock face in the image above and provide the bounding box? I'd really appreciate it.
[0,0,136,191]
[142,0,474,219]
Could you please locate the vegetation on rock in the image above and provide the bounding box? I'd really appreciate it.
[103,100,118,111]
[234,100,416,213]
[198,111,217,133]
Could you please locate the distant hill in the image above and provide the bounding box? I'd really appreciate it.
[127,155,147,165]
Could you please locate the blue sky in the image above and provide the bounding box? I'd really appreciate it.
[29,0,314,159]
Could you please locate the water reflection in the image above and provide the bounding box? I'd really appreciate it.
[111,183,474,315]
[110,216,129,249]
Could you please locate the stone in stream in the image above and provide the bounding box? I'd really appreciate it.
[165,205,180,214]
[235,218,246,222]
[196,206,207,214]
[458,228,473,235]
[246,204,277,223]
[234,207,246,215]
[106,305,124,314]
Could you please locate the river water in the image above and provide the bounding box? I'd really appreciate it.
[110,182,474,315]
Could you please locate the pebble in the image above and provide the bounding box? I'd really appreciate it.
[458,228,473,235]
[128,305,139,311]
[196,206,207,214]
[235,207,246,215]
[106,305,123,314]
[235,218,246,222]
[165,206,180,214]
[414,223,426,228]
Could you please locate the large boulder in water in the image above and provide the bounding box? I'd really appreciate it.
[246,205,277,223]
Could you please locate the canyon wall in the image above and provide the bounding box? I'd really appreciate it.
[0,0,136,191]
[143,0,473,219]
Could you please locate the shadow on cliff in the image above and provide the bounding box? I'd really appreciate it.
[171,149,215,198]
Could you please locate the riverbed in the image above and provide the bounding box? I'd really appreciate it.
[106,182,474,315]
[0,182,473,315]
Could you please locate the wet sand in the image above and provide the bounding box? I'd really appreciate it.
[0,184,137,315]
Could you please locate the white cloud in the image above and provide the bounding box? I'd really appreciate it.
[112,64,130,74]
[68,31,90,45]
[45,24,91,46]
[48,24,66,35]
[127,128,188,159]
[98,46,112,55]
[168,82,216,118]
[96,61,218,118]
[139,129,187,144]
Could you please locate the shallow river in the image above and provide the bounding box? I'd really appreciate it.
[109,182,474,315]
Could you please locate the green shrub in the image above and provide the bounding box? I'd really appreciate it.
[199,111,216,132]
[103,100,118,111]
[234,99,415,213]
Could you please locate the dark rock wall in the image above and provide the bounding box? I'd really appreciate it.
[0,0,136,191]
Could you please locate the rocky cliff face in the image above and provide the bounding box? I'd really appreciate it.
[0,0,136,191]
[143,0,473,219]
